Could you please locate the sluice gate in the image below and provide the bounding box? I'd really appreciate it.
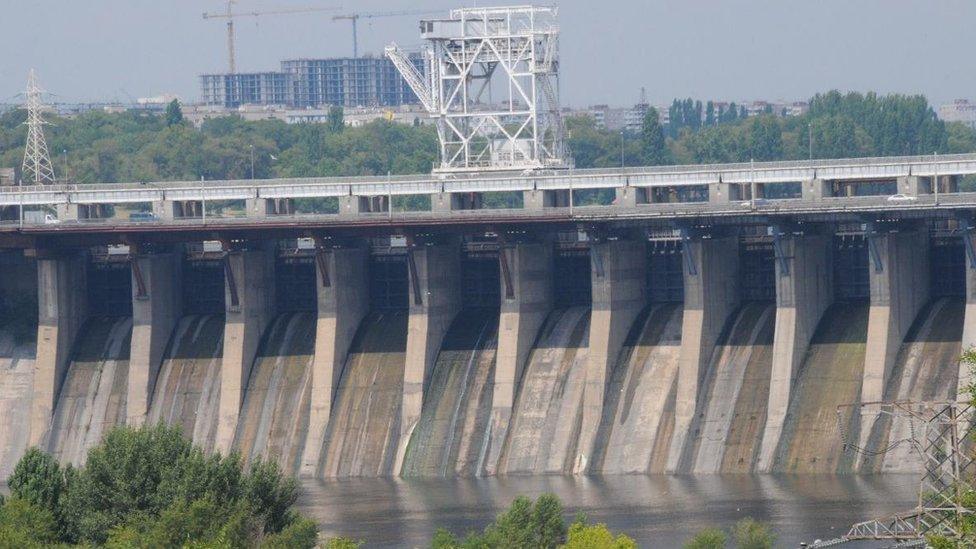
[647,240,684,303]
[834,234,870,301]
[87,251,133,317]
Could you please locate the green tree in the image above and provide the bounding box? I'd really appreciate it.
[640,106,669,165]
[732,518,775,549]
[328,105,345,133]
[563,522,637,549]
[683,527,727,549]
[164,99,183,127]
[7,424,312,547]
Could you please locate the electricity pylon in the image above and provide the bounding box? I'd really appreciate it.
[21,69,56,185]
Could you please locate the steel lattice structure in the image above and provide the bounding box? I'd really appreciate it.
[21,69,56,185]
[830,400,976,546]
[387,5,569,174]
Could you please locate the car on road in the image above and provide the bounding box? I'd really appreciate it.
[886,194,917,202]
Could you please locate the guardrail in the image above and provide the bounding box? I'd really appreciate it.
[3,192,974,231]
[2,153,976,208]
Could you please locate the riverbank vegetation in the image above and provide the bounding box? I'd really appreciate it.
[0,91,971,187]
[429,494,637,549]
[0,424,317,548]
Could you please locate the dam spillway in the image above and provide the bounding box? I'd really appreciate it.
[2,208,974,479]
[148,314,223,453]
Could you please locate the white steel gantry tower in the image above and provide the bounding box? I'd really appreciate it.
[21,69,56,185]
[386,5,569,174]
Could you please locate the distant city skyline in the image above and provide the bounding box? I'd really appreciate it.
[2,1,975,107]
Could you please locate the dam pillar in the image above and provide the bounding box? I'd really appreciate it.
[215,245,275,454]
[858,228,930,453]
[668,234,740,472]
[394,242,462,475]
[299,246,369,476]
[30,252,88,447]
[802,179,828,201]
[961,231,976,400]
[484,241,553,475]
[579,239,646,472]
[756,232,832,472]
[127,251,181,427]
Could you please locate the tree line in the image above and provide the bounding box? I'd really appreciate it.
[0,91,972,186]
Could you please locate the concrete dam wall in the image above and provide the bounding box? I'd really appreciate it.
[1,221,972,478]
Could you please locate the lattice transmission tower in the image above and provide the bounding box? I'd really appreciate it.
[818,400,976,547]
[21,69,56,185]
[386,5,569,174]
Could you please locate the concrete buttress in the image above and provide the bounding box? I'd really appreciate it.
[961,234,976,400]
[215,247,275,454]
[393,243,462,475]
[483,242,553,475]
[756,234,832,471]
[30,254,87,447]
[857,229,930,458]
[127,253,181,427]
[578,239,645,473]
[667,236,739,472]
[299,247,369,476]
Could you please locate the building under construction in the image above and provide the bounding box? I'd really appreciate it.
[200,54,425,109]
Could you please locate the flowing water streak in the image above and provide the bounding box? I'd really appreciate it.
[864,298,963,473]
[500,306,590,475]
[401,310,498,477]
[590,303,682,474]
[320,311,408,478]
[687,303,775,473]
[774,303,869,473]
[46,316,133,466]
[0,330,35,478]
[235,312,316,474]
[147,314,224,453]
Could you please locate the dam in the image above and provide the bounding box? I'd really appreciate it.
[2,154,976,478]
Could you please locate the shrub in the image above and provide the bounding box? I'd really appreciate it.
[684,527,727,549]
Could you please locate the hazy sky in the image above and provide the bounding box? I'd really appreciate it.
[2,0,974,107]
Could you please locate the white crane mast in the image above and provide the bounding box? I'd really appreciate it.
[387,5,570,174]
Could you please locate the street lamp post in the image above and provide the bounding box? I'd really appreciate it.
[620,131,625,168]
[249,145,255,180]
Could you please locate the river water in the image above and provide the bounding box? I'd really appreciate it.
[297,474,918,548]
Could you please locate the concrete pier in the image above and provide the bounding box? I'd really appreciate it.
[127,252,181,427]
[667,235,740,472]
[393,243,462,475]
[578,239,646,473]
[756,233,832,471]
[483,242,553,475]
[299,247,369,476]
[802,179,828,201]
[857,228,930,454]
[30,253,87,447]
[214,247,275,454]
[961,233,976,400]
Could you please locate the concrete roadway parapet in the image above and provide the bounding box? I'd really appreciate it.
[577,239,646,473]
[299,246,369,476]
[857,228,930,458]
[666,235,740,472]
[214,246,276,455]
[482,241,553,475]
[127,252,181,427]
[756,233,832,472]
[393,242,462,476]
[30,252,88,447]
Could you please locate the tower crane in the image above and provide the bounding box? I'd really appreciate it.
[331,10,439,58]
[203,1,341,73]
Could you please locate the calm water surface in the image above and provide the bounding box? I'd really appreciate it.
[298,475,918,548]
